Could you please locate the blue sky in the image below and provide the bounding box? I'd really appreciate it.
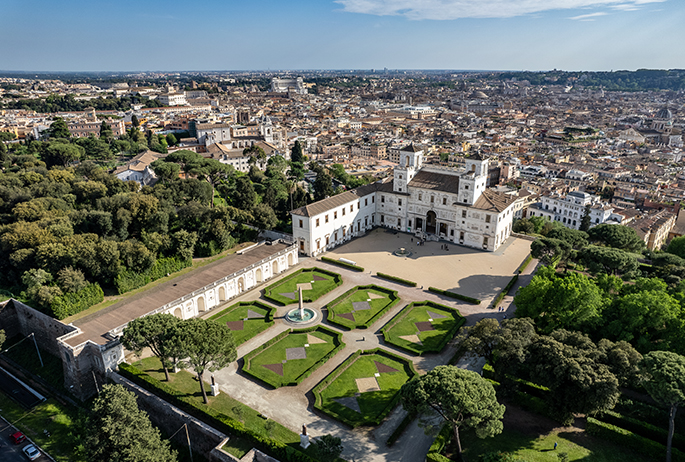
[2,0,682,72]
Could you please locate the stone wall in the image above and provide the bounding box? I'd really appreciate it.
[0,299,77,351]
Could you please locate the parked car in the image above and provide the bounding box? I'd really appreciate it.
[9,431,26,444]
[22,444,41,460]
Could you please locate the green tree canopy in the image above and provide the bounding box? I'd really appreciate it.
[313,170,334,201]
[291,140,304,163]
[530,237,572,266]
[314,434,343,462]
[400,366,505,462]
[667,236,685,260]
[121,313,183,382]
[588,224,645,252]
[84,383,178,462]
[48,117,71,139]
[580,245,640,277]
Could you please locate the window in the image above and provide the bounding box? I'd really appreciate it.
[381,195,385,203]
[443,198,447,205]
[342,208,346,216]
[419,193,422,201]
[326,236,329,245]
[381,215,385,223]
[485,215,491,223]
[398,199,402,206]
[365,198,368,206]
[316,218,320,227]
[316,240,320,250]
[465,185,469,190]
[334,231,338,240]
[325,215,329,223]
[397,218,401,226]
[431,196,434,203]
[399,174,403,179]
[372,196,375,203]
[460,231,464,241]
[299,219,303,228]
[398,187,402,192]
[350,205,353,213]
[462,210,467,218]
[483,236,489,247]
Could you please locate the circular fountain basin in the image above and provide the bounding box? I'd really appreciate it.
[285,307,319,325]
[393,247,413,257]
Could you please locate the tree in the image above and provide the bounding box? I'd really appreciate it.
[179,318,236,404]
[641,351,685,462]
[530,237,572,266]
[313,434,343,462]
[400,366,505,462]
[580,245,640,277]
[233,176,258,211]
[150,160,180,183]
[100,121,114,142]
[588,224,645,252]
[512,218,535,234]
[56,267,87,293]
[84,383,178,462]
[546,226,589,249]
[43,142,84,167]
[313,170,334,201]
[121,314,183,381]
[252,202,278,230]
[165,133,177,147]
[667,236,685,260]
[47,117,70,139]
[579,205,592,232]
[131,114,139,128]
[244,145,267,168]
[291,140,304,163]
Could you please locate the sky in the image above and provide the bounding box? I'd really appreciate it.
[1,0,683,72]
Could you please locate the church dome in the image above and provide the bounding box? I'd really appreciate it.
[656,107,673,120]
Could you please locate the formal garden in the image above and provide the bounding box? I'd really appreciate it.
[242,326,344,388]
[313,348,418,427]
[326,284,400,330]
[209,300,276,345]
[381,301,466,355]
[263,268,342,305]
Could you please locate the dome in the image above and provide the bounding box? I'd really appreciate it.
[470,90,488,99]
[656,107,673,120]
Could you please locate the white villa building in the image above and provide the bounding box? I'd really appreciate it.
[528,191,617,230]
[291,144,518,255]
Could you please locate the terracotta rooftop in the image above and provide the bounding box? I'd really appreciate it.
[408,170,461,194]
[472,189,517,213]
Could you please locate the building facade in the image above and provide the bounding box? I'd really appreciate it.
[292,145,517,255]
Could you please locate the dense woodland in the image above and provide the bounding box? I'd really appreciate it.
[0,94,165,112]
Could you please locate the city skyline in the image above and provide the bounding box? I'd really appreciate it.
[2,0,683,72]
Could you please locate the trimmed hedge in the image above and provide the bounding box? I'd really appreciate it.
[375,273,417,287]
[115,257,192,294]
[586,417,685,462]
[241,326,345,388]
[429,423,452,455]
[517,254,533,273]
[326,285,400,330]
[312,348,418,427]
[428,287,481,305]
[49,282,104,320]
[386,412,416,447]
[596,410,685,453]
[263,267,342,306]
[491,274,518,309]
[214,300,277,323]
[381,301,466,355]
[118,363,318,462]
[320,256,364,272]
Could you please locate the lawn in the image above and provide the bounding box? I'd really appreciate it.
[458,426,657,462]
[381,301,465,355]
[263,267,342,306]
[313,348,418,427]
[133,356,316,459]
[242,327,343,388]
[326,285,400,330]
[0,392,83,462]
[209,301,276,345]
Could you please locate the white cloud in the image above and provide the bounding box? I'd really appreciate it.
[569,11,608,19]
[335,0,666,20]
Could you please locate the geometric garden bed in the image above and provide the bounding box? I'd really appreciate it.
[242,326,344,389]
[381,301,465,355]
[209,300,276,345]
[326,284,400,330]
[313,348,418,427]
[263,267,342,306]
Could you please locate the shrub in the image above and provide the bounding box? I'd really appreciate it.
[376,273,417,287]
[518,254,533,273]
[491,274,518,309]
[386,412,416,446]
[595,410,685,452]
[49,283,104,319]
[428,287,481,305]
[320,256,364,272]
[114,257,191,294]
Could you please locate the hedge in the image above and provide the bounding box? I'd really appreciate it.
[429,424,452,455]
[517,254,533,273]
[320,256,364,272]
[312,348,418,427]
[427,287,481,305]
[326,285,400,330]
[586,417,685,462]
[375,273,417,287]
[263,268,342,306]
[491,274,518,309]
[596,410,685,453]
[381,301,466,355]
[241,326,345,388]
[215,300,277,323]
[115,257,192,294]
[386,412,416,447]
[49,283,104,320]
[117,363,318,462]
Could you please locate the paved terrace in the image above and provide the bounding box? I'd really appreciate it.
[66,241,291,347]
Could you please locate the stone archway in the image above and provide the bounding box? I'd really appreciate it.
[439,222,447,236]
[288,253,294,267]
[272,260,278,275]
[238,277,245,293]
[415,217,423,231]
[219,286,226,302]
[255,268,263,283]
[173,307,183,319]
[426,211,437,234]
[197,296,206,312]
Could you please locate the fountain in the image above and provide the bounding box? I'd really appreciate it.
[393,247,413,257]
[285,286,318,324]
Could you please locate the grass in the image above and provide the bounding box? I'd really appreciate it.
[381,301,465,355]
[243,328,341,388]
[63,241,256,323]
[0,392,83,462]
[209,301,275,345]
[458,426,657,462]
[315,351,416,427]
[133,356,313,459]
[327,285,399,330]
[263,268,341,305]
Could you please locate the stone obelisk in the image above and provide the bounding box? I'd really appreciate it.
[298,286,304,319]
